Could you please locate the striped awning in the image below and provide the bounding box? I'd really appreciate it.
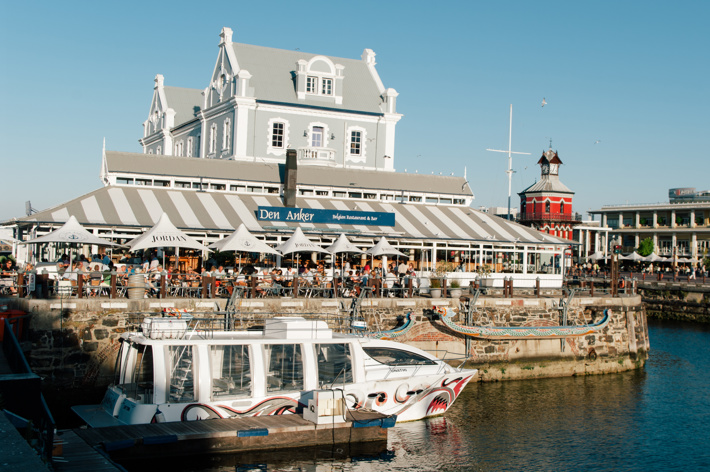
[13,185,569,246]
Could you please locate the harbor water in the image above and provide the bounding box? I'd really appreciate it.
[123,319,710,472]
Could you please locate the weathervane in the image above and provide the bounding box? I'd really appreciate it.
[486,104,531,220]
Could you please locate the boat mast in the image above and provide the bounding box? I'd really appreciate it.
[486,104,531,220]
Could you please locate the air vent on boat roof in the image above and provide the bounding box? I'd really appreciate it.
[264,317,333,340]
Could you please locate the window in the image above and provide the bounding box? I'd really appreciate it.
[272,122,284,148]
[315,343,353,387]
[116,343,153,402]
[316,190,329,196]
[311,126,324,148]
[136,179,151,186]
[333,191,346,198]
[348,192,362,199]
[299,189,314,196]
[321,78,333,95]
[306,76,317,93]
[186,138,193,157]
[350,131,361,155]
[154,180,170,187]
[545,201,551,213]
[266,187,280,194]
[265,344,303,392]
[209,124,217,154]
[560,201,565,214]
[230,185,246,192]
[440,198,452,204]
[247,186,264,193]
[156,146,162,155]
[210,345,251,399]
[211,183,226,191]
[223,119,231,151]
[364,193,376,199]
[175,181,191,188]
[117,177,133,185]
[175,141,184,157]
[426,197,438,204]
[362,347,436,366]
[453,198,465,205]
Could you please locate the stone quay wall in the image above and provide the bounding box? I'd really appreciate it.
[637,282,710,323]
[3,295,647,392]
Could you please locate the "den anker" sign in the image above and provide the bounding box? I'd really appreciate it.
[257,206,395,226]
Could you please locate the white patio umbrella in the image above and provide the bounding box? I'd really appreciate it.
[365,236,407,275]
[23,215,119,247]
[276,227,326,255]
[208,224,279,273]
[22,215,119,265]
[126,213,210,270]
[620,252,645,262]
[208,224,279,255]
[642,253,667,263]
[365,236,406,258]
[325,233,364,276]
[587,251,608,261]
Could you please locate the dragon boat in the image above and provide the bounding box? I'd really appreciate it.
[437,307,611,340]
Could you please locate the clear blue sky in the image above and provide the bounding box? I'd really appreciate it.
[1,1,708,223]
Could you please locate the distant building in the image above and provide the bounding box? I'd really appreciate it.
[590,193,710,260]
[518,148,580,240]
[486,206,518,220]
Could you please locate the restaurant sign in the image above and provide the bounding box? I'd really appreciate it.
[257,206,395,226]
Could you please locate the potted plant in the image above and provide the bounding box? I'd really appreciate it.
[429,277,442,298]
[449,279,462,299]
[478,264,494,287]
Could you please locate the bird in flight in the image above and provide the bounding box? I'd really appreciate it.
[594,140,601,144]
[541,98,547,107]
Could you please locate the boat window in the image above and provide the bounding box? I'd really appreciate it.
[362,347,437,366]
[315,343,353,388]
[264,344,303,392]
[168,345,195,403]
[210,345,251,399]
[113,339,129,386]
[117,343,154,402]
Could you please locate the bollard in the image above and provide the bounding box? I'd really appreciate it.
[333,276,340,297]
[509,277,514,298]
[110,271,117,298]
[442,278,448,298]
[160,273,167,299]
[250,276,257,299]
[535,277,540,298]
[292,277,299,298]
[407,278,413,298]
[77,271,84,298]
[590,281,594,297]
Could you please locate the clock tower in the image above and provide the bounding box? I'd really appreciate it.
[518,148,578,239]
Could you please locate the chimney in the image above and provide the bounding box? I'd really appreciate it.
[283,149,298,207]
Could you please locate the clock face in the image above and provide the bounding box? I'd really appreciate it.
[550,164,558,174]
[541,164,550,174]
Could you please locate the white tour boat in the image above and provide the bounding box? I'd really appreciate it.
[73,316,477,427]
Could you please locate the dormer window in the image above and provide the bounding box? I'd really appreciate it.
[321,78,333,95]
[306,76,317,93]
[306,76,333,96]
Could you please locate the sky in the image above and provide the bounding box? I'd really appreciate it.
[1,1,708,223]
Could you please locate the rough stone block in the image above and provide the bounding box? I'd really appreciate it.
[94,329,109,340]
[83,342,99,352]
[102,318,119,327]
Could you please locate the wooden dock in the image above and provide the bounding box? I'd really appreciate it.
[72,411,393,461]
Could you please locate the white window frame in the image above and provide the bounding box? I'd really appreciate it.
[156,146,162,155]
[187,137,193,157]
[267,118,289,156]
[321,77,333,96]
[306,76,318,94]
[345,126,367,163]
[175,141,184,157]
[209,124,217,155]
[223,118,231,152]
[311,126,324,148]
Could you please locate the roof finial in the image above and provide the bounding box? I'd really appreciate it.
[549,138,553,149]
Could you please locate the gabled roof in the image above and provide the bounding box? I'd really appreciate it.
[231,43,385,115]
[163,86,203,127]
[104,151,472,196]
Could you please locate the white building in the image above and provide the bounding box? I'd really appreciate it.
[6,27,571,287]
